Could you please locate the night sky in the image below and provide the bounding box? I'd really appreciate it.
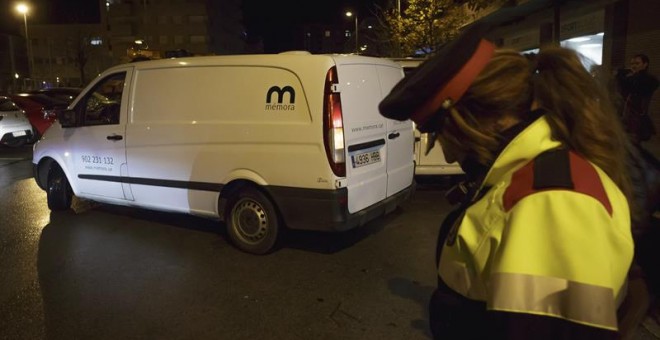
[242,0,387,51]
[0,0,100,35]
[0,0,387,51]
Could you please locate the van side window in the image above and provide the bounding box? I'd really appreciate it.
[80,72,126,126]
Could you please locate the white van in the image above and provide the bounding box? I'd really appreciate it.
[32,53,415,254]
[390,58,464,177]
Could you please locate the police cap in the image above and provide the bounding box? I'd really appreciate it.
[379,22,496,133]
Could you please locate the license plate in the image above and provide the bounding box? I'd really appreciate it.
[351,150,381,168]
[12,131,26,137]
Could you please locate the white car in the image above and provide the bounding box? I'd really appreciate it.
[0,96,33,147]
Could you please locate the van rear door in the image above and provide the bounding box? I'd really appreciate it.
[336,60,413,213]
[376,65,414,196]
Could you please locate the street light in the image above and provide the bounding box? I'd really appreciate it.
[345,11,358,54]
[15,3,33,80]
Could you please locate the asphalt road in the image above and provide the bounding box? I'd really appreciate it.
[2,143,657,340]
[0,143,455,340]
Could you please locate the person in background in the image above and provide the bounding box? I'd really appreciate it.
[616,53,659,143]
[614,53,660,336]
[379,23,635,339]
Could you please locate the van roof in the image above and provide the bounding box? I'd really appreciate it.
[389,58,426,68]
[108,53,401,73]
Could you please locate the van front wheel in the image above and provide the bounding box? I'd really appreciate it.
[47,165,72,211]
[226,188,279,255]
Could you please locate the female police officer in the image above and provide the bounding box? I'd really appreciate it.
[379,23,634,339]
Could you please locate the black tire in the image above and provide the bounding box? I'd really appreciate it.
[3,138,26,148]
[47,165,72,211]
[226,187,280,255]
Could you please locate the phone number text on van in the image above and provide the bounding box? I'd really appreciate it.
[81,155,114,165]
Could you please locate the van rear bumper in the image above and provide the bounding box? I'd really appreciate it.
[268,182,416,232]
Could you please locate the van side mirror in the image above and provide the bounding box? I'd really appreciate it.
[56,109,78,128]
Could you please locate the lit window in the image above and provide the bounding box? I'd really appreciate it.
[91,37,103,45]
[325,30,331,37]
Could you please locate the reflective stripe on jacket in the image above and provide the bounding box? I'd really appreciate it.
[438,116,633,331]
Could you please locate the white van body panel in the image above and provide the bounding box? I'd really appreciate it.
[125,60,331,214]
[335,60,414,213]
[33,67,134,202]
[339,63,388,213]
[33,54,415,233]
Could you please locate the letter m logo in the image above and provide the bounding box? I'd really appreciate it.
[266,86,296,104]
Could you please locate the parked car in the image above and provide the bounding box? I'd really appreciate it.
[0,96,34,147]
[9,93,67,140]
[390,57,464,177]
[29,87,82,104]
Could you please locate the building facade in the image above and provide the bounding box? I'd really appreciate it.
[1,0,246,92]
[28,24,112,88]
[104,0,212,64]
[0,33,29,93]
[483,0,660,140]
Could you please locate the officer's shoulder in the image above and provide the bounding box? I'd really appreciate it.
[502,148,612,214]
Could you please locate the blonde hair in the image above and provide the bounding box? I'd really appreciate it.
[439,46,632,202]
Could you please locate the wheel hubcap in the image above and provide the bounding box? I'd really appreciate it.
[232,198,268,244]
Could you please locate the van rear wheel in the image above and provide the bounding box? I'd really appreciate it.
[226,187,279,255]
[47,165,72,211]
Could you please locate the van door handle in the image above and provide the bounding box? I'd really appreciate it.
[388,132,400,139]
[107,134,123,141]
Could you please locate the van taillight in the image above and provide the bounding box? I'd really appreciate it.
[323,66,346,177]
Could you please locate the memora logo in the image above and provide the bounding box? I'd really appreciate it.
[265,86,295,111]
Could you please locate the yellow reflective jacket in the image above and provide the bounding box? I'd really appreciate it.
[438,116,633,331]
